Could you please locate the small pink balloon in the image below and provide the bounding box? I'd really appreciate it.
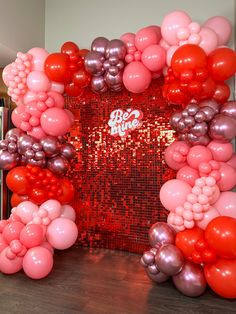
[28,126,47,140]
[120,32,135,48]
[2,63,13,86]
[141,45,166,72]
[23,246,53,279]
[187,146,212,169]
[39,200,62,220]
[160,179,192,212]
[40,241,54,255]
[16,201,39,224]
[135,27,159,52]
[60,205,76,221]
[203,16,232,45]
[214,191,236,219]
[23,90,38,104]
[46,218,78,250]
[217,163,236,191]
[28,47,49,71]
[0,248,23,274]
[50,81,65,94]
[40,108,72,136]
[177,166,199,187]
[196,206,220,229]
[2,222,25,244]
[20,224,44,248]
[47,91,64,108]
[159,38,170,51]
[11,105,26,128]
[164,141,190,170]
[27,71,51,92]
[208,141,233,162]
[227,153,236,171]
[199,27,219,55]
[0,234,8,253]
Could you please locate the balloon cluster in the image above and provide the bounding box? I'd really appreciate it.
[0,128,75,174]
[121,26,165,93]
[171,100,236,145]
[163,45,236,106]
[0,199,78,279]
[6,165,74,206]
[141,222,207,297]
[85,37,126,93]
[45,41,90,97]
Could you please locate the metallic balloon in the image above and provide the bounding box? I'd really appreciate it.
[187,134,211,146]
[142,251,155,266]
[221,101,236,120]
[91,76,107,93]
[35,151,45,160]
[8,142,17,153]
[170,112,182,128]
[191,122,208,136]
[148,264,159,275]
[209,113,236,142]
[5,128,23,139]
[85,51,105,76]
[199,99,220,113]
[155,244,184,276]
[105,39,126,59]
[200,106,215,122]
[173,262,206,297]
[146,268,170,284]
[194,111,206,123]
[32,142,43,152]
[25,149,35,159]
[0,140,8,150]
[148,222,176,248]
[7,135,17,143]
[186,104,199,116]
[47,155,69,175]
[60,143,76,160]
[183,116,195,127]
[140,257,147,268]
[0,151,18,170]
[18,134,35,154]
[108,65,119,76]
[116,60,124,70]
[108,56,119,66]
[103,60,110,71]
[28,158,46,168]
[91,37,109,55]
[41,136,60,157]
[104,71,123,88]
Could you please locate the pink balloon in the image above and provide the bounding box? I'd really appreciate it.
[214,191,236,219]
[135,27,160,52]
[187,146,212,169]
[39,200,62,220]
[164,141,190,170]
[141,45,166,72]
[199,27,219,55]
[0,220,9,232]
[64,109,75,125]
[203,16,232,45]
[161,10,192,45]
[47,91,65,108]
[28,47,49,71]
[46,218,78,250]
[27,71,51,92]
[20,224,44,248]
[227,153,236,171]
[0,234,8,253]
[16,201,38,224]
[2,63,13,86]
[2,222,24,244]
[120,32,135,48]
[217,163,236,191]
[60,205,76,221]
[196,206,220,229]
[25,101,42,118]
[50,81,65,94]
[208,141,233,162]
[40,241,54,255]
[23,90,38,104]
[40,108,72,136]
[28,126,47,140]
[159,38,170,51]
[23,246,53,279]
[166,46,179,66]
[147,25,162,42]
[160,179,192,212]
[177,166,199,187]
[123,61,152,93]
[11,105,25,128]
[0,248,23,274]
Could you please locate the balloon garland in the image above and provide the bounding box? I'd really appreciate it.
[1,10,236,296]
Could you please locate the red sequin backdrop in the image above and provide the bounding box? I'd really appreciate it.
[66,78,179,254]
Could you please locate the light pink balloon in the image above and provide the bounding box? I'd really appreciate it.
[50,81,65,94]
[159,38,170,51]
[28,47,49,72]
[16,201,38,224]
[177,166,199,187]
[28,126,47,140]
[2,63,13,86]
[0,248,23,274]
[2,222,25,244]
[47,91,65,108]
[166,46,179,66]
[160,179,192,212]
[23,246,53,279]
[39,200,62,220]
[27,71,51,92]
[203,16,232,45]
[199,27,219,55]
[23,90,38,104]
[214,191,236,219]
[187,146,212,169]
[123,61,152,93]
[40,108,72,136]
[60,205,76,221]
[120,32,135,48]
[227,153,236,171]
[164,141,190,170]
[20,224,44,248]
[135,27,160,52]
[196,206,220,229]
[141,45,166,72]
[0,234,8,253]
[208,141,233,162]
[40,241,54,255]
[217,163,236,191]
[46,218,78,250]
[11,105,25,128]
[161,10,192,45]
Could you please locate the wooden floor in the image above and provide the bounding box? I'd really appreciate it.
[0,246,235,314]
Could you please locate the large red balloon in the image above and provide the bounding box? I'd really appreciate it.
[175,227,204,260]
[57,178,75,204]
[204,259,236,298]
[208,47,236,82]
[205,216,236,259]
[61,41,79,56]
[45,53,71,83]
[6,167,29,195]
[171,44,207,74]
[212,83,230,104]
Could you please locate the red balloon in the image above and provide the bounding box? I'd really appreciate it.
[78,49,90,59]
[6,167,29,195]
[57,178,75,204]
[200,77,215,99]
[61,41,79,56]
[29,188,48,205]
[45,53,71,83]
[213,83,230,104]
[187,81,202,96]
[204,259,236,298]
[175,227,204,260]
[205,216,236,259]
[171,44,207,74]
[11,193,29,207]
[165,81,189,105]
[73,69,90,88]
[208,47,236,82]
[65,82,84,97]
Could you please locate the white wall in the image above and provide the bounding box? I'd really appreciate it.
[0,0,45,66]
[45,0,235,51]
